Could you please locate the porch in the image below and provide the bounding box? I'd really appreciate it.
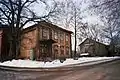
[37,39,56,61]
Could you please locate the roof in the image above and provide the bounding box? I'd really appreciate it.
[22,24,38,33]
[39,21,73,34]
[23,21,73,34]
[79,38,108,47]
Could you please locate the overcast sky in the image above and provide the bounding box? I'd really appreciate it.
[24,0,103,28]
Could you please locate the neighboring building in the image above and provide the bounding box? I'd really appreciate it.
[0,25,9,61]
[111,36,120,56]
[78,38,109,57]
[20,21,72,61]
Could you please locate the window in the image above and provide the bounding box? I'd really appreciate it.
[66,34,69,45]
[66,47,69,55]
[53,45,58,58]
[60,32,64,42]
[54,31,58,40]
[60,46,64,54]
[53,49,58,59]
[66,34,69,41]
[54,49,58,54]
[42,28,49,39]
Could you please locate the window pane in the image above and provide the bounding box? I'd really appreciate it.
[54,31,58,40]
[66,34,69,41]
[60,46,64,54]
[42,28,49,39]
[66,47,69,55]
[60,32,64,43]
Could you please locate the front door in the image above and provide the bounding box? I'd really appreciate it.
[40,43,52,61]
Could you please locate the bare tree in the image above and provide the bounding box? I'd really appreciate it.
[0,0,57,59]
[50,0,88,58]
[89,0,120,55]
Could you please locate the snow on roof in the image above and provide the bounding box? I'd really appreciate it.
[79,38,109,46]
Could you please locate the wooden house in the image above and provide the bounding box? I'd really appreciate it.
[79,38,109,57]
[20,21,72,61]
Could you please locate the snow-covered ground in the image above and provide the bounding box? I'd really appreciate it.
[0,57,119,68]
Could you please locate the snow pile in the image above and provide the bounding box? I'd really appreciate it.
[80,53,89,56]
[0,57,119,68]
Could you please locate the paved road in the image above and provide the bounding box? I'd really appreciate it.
[0,60,120,80]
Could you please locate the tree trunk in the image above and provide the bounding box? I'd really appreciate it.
[8,31,21,60]
[74,8,77,59]
[74,27,77,58]
[8,41,13,60]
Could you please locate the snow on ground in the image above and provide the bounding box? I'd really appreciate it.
[0,57,119,68]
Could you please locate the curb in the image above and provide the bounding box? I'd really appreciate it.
[0,59,119,72]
